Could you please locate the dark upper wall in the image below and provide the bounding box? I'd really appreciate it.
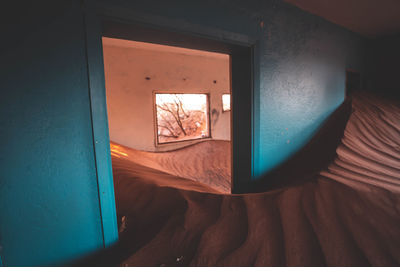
[283,0,400,38]
[365,34,400,99]
[0,0,367,265]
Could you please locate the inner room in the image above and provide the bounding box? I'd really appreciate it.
[102,37,232,194]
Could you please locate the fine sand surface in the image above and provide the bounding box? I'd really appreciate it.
[320,93,400,193]
[113,169,400,267]
[72,92,400,266]
[110,140,231,193]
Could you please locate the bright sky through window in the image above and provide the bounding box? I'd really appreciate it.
[155,93,210,144]
[222,94,231,111]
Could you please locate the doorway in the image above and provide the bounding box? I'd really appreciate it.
[100,19,254,193]
[85,15,255,246]
[102,37,232,193]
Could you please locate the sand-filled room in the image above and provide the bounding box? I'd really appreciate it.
[1,0,400,266]
[102,37,232,194]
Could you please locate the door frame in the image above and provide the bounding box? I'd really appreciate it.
[83,0,260,247]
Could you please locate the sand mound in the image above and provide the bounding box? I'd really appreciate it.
[112,175,400,267]
[110,140,231,193]
[320,93,400,192]
[72,92,400,266]
[111,156,222,194]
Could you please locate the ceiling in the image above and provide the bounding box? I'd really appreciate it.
[284,0,400,38]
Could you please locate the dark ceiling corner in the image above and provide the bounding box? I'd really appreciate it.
[284,0,400,38]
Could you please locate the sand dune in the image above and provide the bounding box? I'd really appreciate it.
[112,173,400,267]
[320,93,400,193]
[71,92,400,266]
[110,140,231,193]
[111,158,222,194]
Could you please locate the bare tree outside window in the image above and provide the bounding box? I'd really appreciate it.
[155,93,210,144]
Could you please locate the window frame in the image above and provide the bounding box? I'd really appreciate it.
[222,93,231,112]
[153,92,212,146]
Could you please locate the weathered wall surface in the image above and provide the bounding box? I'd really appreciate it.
[103,39,231,152]
[0,1,104,266]
[256,4,366,175]
[365,34,400,99]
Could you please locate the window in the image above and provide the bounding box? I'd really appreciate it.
[222,94,231,112]
[155,93,210,144]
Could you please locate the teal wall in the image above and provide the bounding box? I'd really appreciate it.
[0,1,105,266]
[0,0,366,266]
[255,2,366,175]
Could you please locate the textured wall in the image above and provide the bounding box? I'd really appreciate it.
[0,1,104,266]
[103,40,231,152]
[256,3,366,175]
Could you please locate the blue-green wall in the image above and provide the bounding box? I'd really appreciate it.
[0,0,366,266]
[0,1,104,266]
[255,2,366,175]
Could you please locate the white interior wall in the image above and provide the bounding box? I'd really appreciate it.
[103,38,231,151]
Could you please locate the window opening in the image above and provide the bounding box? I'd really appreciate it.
[155,93,210,144]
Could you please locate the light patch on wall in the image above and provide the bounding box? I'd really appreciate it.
[155,93,210,144]
[222,94,231,111]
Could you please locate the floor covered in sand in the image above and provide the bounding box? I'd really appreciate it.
[78,92,400,267]
[110,139,231,194]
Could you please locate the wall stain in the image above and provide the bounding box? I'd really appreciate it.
[211,108,220,126]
